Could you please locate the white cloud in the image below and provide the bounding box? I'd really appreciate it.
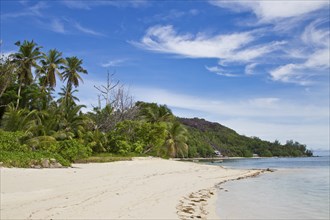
[73,22,105,37]
[205,65,239,77]
[101,59,127,67]
[301,19,330,47]
[270,64,300,84]
[305,48,330,68]
[133,25,280,64]
[61,0,148,10]
[270,20,329,85]
[232,41,286,63]
[210,0,329,22]
[61,1,92,10]
[148,9,200,22]
[248,97,280,108]
[51,19,66,34]
[133,25,252,58]
[245,63,258,75]
[1,1,48,19]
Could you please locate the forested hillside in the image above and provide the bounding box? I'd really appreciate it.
[179,118,313,158]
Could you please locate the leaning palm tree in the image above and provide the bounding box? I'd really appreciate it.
[61,56,87,90]
[38,49,65,88]
[141,104,174,123]
[164,121,189,158]
[12,40,42,109]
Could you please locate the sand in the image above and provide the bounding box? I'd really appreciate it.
[0,157,264,219]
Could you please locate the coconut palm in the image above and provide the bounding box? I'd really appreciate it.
[164,121,189,158]
[12,40,42,109]
[61,56,87,89]
[140,104,174,123]
[1,103,37,133]
[58,85,80,108]
[38,49,65,88]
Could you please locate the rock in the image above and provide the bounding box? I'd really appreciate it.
[266,168,275,172]
[0,162,3,167]
[41,159,50,168]
[50,158,57,163]
[50,162,62,168]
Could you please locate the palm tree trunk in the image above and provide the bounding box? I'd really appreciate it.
[16,84,22,110]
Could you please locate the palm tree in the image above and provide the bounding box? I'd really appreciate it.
[140,104,174,123]
[164,121,189,158]
[12,40,42,109]
[61,56,87,89]
[38,49,65,88]
[58,85,80,108]
[1,103,37,133]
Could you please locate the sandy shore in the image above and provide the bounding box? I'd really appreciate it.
[1,158,265,219]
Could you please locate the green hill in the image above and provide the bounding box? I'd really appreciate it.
[179,117,313,158]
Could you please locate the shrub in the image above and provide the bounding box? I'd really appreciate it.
[58,139,92,162]
[25,136,59,153]
[133,141,144,154]
[0,130,30,152]
[116,140,131,155]
[0,151,70,168]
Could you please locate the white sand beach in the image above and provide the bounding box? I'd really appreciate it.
[1,158,264,219]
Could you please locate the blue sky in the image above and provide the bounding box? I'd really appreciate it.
[1,0,329,151]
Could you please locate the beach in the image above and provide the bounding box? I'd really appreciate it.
[1,158,264,219]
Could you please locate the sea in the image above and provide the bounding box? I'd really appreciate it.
[208,155,330,220]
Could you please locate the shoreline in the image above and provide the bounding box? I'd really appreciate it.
[1,158,268,219]
[177,168,269,219]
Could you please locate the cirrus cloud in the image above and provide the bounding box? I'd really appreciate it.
[210,0,329,22]
[132,25,282,64]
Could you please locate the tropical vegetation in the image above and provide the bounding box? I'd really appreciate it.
[0,40,313,168]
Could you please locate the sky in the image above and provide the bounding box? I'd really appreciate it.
[1,0,329,151]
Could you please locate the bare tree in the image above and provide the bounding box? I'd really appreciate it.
[94,71,119,109]
[0,55,16,98]
[91,71,138,132]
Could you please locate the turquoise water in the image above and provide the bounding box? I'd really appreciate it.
[213,157,330,219]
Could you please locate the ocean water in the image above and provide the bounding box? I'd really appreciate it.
[212,157,330,220]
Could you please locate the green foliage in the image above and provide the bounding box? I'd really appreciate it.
[24,136,59,152]
[0,130,70,167]
[0,151,70,168]
[132,141,144,154]
[164,121,189,158]
[180,118,313,158]
[1,104,36,132]
[58,139,92,162]
[137,102,174,123]
[0,55,17,99]
[115,140,131,155]
[75,154,132,163]
[84,130,107,153]
[61,56,87,89]
[0,130,30,152]
[107,120,167,155]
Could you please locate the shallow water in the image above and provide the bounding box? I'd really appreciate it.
[211,157,330,219]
